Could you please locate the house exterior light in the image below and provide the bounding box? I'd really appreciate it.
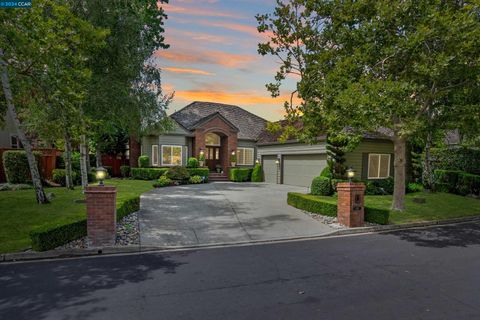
[96,166,107,186]
[347,167,355,182]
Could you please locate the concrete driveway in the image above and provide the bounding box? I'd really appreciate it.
[138,182,334,247]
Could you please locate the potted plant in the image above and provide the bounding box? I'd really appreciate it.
[198,152,206,167]
[230,152,237,167]
[215,164,222,173]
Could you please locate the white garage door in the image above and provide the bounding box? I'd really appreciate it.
[262,155,278,184]
[283,154,327,187]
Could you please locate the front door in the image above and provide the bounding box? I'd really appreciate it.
[206,146,221,171]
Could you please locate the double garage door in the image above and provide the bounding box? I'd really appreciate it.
[263,154,327,187]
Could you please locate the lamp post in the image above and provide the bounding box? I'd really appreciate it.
[95,166,107,186]
[346,167,355,183]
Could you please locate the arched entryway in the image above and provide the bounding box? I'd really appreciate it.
[205,132,222,171]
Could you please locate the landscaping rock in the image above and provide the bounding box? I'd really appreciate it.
[304,211,379,229]
[55,212,140,250]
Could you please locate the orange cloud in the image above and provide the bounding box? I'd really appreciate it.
[168,28,233,44]
[161,3,242,19]
[173,90,302,106]
[163,67,214,76]
[154,50,257,68]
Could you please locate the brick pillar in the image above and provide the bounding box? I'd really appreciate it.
[337,182,366,228]
[85,186,117,247]
[224,133,237,176]
[194,129,206,158]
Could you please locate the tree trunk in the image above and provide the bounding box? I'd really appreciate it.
[392,134,407,211]
[86,143,91,172]
[79,134,88,190]
[96,148,102,167]
[129,134,141,168]
[423,131,434,191]
[64,131,74,190]
[0,49,49,204]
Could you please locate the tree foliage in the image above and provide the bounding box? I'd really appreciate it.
[258,0,480,210]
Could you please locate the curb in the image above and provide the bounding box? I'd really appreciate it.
[2,215,480,264]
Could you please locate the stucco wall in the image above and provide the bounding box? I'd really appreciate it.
[141,135,189,167]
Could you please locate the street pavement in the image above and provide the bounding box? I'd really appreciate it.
[2,221,480,319]
[139,182,334,247]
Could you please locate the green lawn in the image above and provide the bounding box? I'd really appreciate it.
[314,192,480,224]
[0,179,154,253]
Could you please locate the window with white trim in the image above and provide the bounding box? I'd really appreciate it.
[368,154,391,179]
[162,145,183,166]
[237,147,254,165]
[151,145,159,166]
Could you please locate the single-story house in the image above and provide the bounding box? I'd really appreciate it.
[141,101,395,187]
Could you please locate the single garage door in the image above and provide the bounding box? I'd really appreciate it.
[283,154,327,187]
[262,155,278,184]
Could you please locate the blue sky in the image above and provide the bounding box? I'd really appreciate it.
[155,0,297,121]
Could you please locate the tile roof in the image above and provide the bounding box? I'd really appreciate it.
[170,101,267,140]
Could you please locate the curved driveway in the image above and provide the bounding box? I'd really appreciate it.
[139,182,334,248]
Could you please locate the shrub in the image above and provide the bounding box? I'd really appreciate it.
[230,153,237,163]
[320,166,333,178]
[287,192,390,225]
[103,166,113,178]
[431,147,480,175]
[120,165,131,178]
[331,178,349,192]
[153,175,173,188]
[189,175,203,184]
[186,167,209,180]
[229,168,253,182]
[52,169,80,186]
[30,197,140,251]
[187,157,199,168]
[131,168,168,180]
[138,155,150,168]
[407,182,424,193]
[364,177,394,195]
[165,166,190,181]
[434,169,462,193]
[2,150,42,184]
[457,172,480,196]
[311,176,333,196]
[251,164,263,182]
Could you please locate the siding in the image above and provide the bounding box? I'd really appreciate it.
[0,114,17,148]
[344,139,394,179]
[141,134,189,167]
[238,139,257,167]
[257,141,327,157]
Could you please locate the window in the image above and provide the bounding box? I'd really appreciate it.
[368,154,391,179]
[205,133,221,146]
[10,136,21,149]
[162,145,183,166]
[151,145,159,166]
[237,148,254,165]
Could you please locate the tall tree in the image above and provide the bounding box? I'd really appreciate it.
[258,0,480,210]
[68,0,173,174]
[0,1,106,202]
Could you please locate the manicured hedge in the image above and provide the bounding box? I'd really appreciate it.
[431,147,480,175]
[251,164,263,182]
[434,169,480,196]
[165,166,190,181]
[2,150,42,184]
[30,197,140,251]
[131,168,168,180]
[287,192,390,225]
[229,168,253,182]
[52,168,80,186]
[187,168,209,180]
[120,165,131,178]
[138,155,150,168]
[311,176,332,196]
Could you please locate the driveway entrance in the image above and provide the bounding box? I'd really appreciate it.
[139,182,334,247]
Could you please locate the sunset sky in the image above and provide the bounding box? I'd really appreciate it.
[155,0,297,121]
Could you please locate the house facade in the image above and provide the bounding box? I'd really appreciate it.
[141,101,395,187]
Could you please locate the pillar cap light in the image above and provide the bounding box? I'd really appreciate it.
[275,159,280,164]
[346,167,355,181]
[96,166,107,186]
